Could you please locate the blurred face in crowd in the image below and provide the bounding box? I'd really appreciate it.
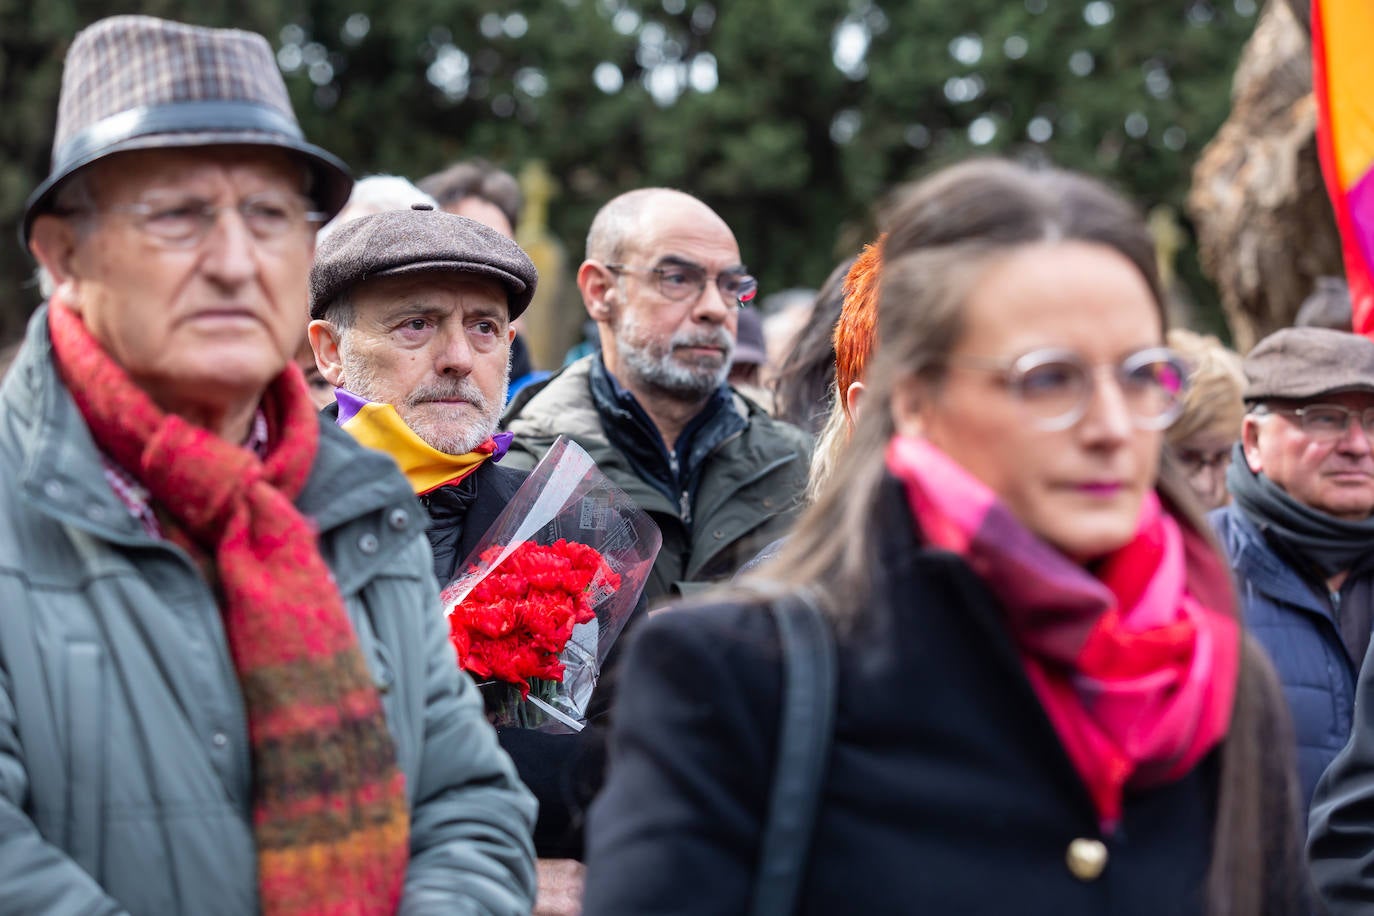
[587,194,743,404]
[29,146,315,417]
[447,196,515,240]
[1242,392,1374,521]
[891,241,1168,562]
[1170,428,1236,511]
[311,273,513,455]
[295,338,336,410]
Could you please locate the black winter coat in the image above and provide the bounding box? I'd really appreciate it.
[584,485,1228,915]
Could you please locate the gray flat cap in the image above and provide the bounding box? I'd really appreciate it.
[310,204,538,320]
[1243,326,1374,401]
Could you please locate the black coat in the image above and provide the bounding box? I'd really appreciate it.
[423,458,528,587]
[583,484,1224,915]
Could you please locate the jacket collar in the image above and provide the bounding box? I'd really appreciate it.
[504,354,806,521]
[4,307,417,587]
[1214,505,1337,616]
[588,354,744,510]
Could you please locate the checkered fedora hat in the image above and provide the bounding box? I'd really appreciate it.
[21,15,351,246]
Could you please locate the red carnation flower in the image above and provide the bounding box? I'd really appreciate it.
[446,539,621,698]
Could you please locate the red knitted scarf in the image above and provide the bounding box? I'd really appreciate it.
[887,435,1238,832]
[48,304,409,914]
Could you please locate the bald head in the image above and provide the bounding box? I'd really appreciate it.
[586,188,734,263]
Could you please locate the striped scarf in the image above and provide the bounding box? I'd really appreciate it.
[48,304,409,915]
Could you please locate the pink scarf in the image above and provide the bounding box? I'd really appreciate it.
[887,435,1239,831]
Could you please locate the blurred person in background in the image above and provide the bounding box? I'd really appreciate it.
[420,157,522,239]
[317,173,438,241]
[296,174,438,408]
[1295,276,1353,333]
[767,261,853,435]
[804,237,883,503]
[584,159,1307,916]
[1165,328,1246,511]
[738,236,884,575]
[1211,326,1374,820]
[727,306,772,409]
[758,287,815,388]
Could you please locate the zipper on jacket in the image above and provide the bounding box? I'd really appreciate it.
[667,452,693,524]
[1331,589,1342,617]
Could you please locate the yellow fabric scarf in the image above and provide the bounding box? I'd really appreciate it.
[335,390,510,494]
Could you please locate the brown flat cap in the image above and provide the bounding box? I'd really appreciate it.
[1243,326,1374,401]
[310,204,538,320]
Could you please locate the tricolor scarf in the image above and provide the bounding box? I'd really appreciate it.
[335,389,512,495]
[48,304,409,915]
[886,435,1239,831]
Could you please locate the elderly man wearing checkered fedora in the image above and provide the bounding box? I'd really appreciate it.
[3,15,537,915]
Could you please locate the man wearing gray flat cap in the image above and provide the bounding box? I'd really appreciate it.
[309,204,634,916]
[1210,327,1374,828]
[7,14,535,915]
[307,204,537,553]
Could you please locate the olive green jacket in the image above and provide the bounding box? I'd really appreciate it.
[502,356,812,605]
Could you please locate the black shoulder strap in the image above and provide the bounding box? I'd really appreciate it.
[750,589,838,916]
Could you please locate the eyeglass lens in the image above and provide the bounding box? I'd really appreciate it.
[1011,350,1186,430]
[1174,447,1232,472]
[123,193,321,247]
[654,265,757,303]
[1292,406,1374,440]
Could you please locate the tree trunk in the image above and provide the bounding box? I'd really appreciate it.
[1187,0,1342,352]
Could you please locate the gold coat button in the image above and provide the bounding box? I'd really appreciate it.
[1066,838,1108,881]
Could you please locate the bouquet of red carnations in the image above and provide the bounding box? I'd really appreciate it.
[442,436,660,732]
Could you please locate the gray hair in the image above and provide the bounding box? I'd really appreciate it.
[315,175,438,245]
[804,387,849,504]
[321,290,354,330]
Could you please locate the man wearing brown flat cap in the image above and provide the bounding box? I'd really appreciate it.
[1211,327,1374,825]
[309,204,631,915]
[5,14,535,914]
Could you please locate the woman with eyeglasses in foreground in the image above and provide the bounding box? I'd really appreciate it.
[581,160,1308,915]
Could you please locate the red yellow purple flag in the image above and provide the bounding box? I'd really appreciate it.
[1313,0,1374,335]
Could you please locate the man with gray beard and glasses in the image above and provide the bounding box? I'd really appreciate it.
[504,188,812,606]
[308,204,609,915]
